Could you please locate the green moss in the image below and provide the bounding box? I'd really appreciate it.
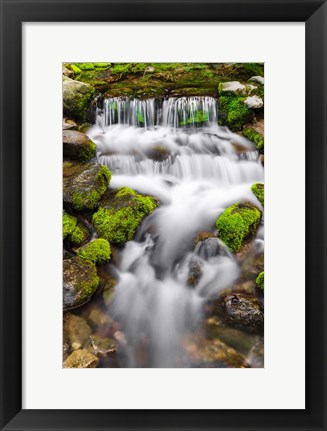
[256,271,264,290]
[70,223,89,246]
[216,202,262,252]
[71,64,82,74]
[63,212,77,239]
[243,127,264,152]
[74,63,95,71]
[218,95,253,131]
[251,183,264,206]
[93,189,157,244]
[115,187,137,197]
[77,239,111,264]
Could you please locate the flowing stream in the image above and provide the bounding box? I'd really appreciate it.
[87,96,264,367]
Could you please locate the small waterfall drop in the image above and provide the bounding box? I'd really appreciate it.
[88,96,264,367]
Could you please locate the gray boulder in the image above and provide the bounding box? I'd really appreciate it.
[63,78,95,122]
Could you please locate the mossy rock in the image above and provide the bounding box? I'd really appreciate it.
[63,256,99,310]
[63,130,96,162]
[87,335,116,357]
[251,183,264,206]
[218,95,253,131]
[63,212,77,239]
[63,349,98,368]
[77,238,111,264]
[243,127,264,152]
[63,161,112,211]
[63,78,95,122]
[256,271,264,290]
[216,202,262,252]
[63,212,89,246]
[93,187,158,244]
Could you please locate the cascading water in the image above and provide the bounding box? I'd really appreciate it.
[87,96,264,367]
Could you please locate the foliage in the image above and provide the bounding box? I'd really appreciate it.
[251,183,264,206]
[243,127,264,152]
[216,202,262,252]
[256,271,264,290]
[77,239,111,264]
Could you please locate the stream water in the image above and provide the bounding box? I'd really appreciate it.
[87,96,264,367]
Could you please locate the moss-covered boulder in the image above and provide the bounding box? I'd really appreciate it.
[63,130,96,162]
[63,212,89,245]
[63,78,95,122]
[63,161,112,211]
[63,349,98,368]
[63,313,91,351]
[218,95,254,131]
[256,271,264,290]
[242,127,264,152]
[93,187,158,244]
[216,202,262,252]
[251,183,264,206]
[77,238,111,264]
[63,256,99,310]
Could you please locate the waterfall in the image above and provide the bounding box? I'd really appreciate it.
[87,96,264,367]
[96,96,218,129]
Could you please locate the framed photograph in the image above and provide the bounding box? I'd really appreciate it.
[1,0,326,430]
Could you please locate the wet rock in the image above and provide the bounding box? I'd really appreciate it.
[63,313,92,350]
[103,275,117,306]
[187,256,203,287]
[221,293,264,334]
[244,95,263,110]
[63,256,99,310]
[87,306,113,328]
[247,338,264,367]
[146,145,170,161]
[248,76,264,85]
[63,78,95,122]
[205,316,258,356]
[63,161,112,211]
[218,81,246,96]
[63,349,98,368]
[87,335,116,357]
[185,336,249,368]
[194,237,229,259]
[63,130,96,162]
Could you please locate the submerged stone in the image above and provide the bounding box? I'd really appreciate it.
[63,256,99,310]
[63,161,112,210]
[63,313,92,351]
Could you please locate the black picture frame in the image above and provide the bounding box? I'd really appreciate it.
[1,0,326,430]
